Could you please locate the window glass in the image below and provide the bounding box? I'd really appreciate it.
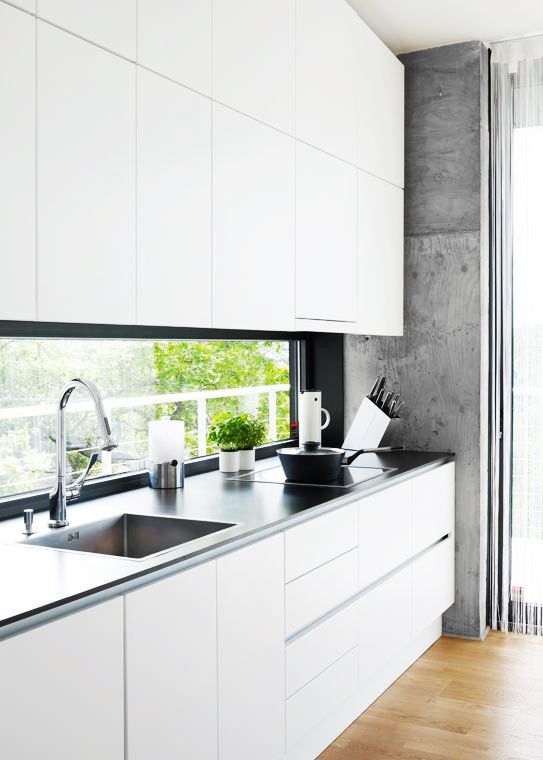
[0,338,293,498]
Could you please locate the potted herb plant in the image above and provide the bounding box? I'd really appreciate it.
[237,414,267,470]
[208,413,244,472]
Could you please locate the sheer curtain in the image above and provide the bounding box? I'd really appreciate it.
[490,37,543,634]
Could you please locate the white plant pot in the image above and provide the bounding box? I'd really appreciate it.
[239,449,256,471]
[219,450,240,473]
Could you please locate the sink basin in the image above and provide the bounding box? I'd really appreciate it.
[21,513,236,559]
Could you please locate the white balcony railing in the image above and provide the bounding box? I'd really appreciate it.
[0,384,291,485]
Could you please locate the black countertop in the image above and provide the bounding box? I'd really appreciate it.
[0,451,453,638]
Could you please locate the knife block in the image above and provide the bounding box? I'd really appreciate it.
[342,396,392,452]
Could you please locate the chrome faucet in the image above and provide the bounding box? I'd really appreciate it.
[49,378,117,528]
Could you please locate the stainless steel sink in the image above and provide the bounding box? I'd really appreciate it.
[20,513,236,559]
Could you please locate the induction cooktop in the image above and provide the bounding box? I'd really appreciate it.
[229,464,396,489]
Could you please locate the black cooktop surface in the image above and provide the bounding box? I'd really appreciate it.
[229,464,396,489]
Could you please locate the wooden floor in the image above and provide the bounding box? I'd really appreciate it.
[319,631,543,759]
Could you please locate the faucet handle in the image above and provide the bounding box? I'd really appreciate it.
[66,451,99,501]
[22,508,35,535]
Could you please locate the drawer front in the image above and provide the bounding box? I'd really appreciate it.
[412,462,455,554]
[285,503,358,582]
[286,646,358,751]
[412,537,455,636]
[286,600,358,697]
[358,479,412,590]
[285,549,358,637]
[358,564,411,682]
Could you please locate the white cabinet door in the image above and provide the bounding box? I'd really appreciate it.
[358,479,413,590]
[0,4,35,321]
[296,142,357,323]
[137,0,211,96]
[358,22,404,188]
[357,170,404,336]
[296,0,358,164]
[37,24,136,324]
[0,599,124,760]
[286,549,358,637]
[38,0,136,59]
[412,538,455,636]
[285,503,358,582]
[213,0,295,133]
[213,105,295,331]
[126,562,217,760]
[412,462,455,554]
[217,534,285,760]
[358,564,412,681]
[137,68,212,327]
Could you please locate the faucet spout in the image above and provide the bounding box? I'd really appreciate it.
[49,378,117,528]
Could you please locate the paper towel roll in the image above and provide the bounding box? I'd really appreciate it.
[149,417,185,464]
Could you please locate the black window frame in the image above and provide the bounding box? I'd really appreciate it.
[0,320,344,520]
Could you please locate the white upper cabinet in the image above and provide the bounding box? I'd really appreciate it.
[126,562,218,760]
[357,169,404,336]
[296,0,358,165]
[296,142,357,323]
[213,104,295,331]
[38,0,137,60]
[37,23,136,324]
[137,0,212,96]
[217,534,285,760]
[213,0,295,134]
[137,68,212,327]
[0,4,35,322]
[358,23,404,188]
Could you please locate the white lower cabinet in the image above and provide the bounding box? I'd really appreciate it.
[0,465,455,760]
[412,461,455,555]
[412,537,455,637]
[217,534,285,760]
[0,599,124,760]
[285,548,358,637]
[286,646,358,751]
[286,600,358,698]
[358,479,413,590]
[125,561,218,760]
[358,564,412,681]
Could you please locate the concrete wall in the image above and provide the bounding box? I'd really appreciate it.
[345,41,489,638]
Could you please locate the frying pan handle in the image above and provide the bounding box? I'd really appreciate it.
[343,448,367,465]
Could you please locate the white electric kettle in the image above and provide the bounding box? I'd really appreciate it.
[298,390,330,445]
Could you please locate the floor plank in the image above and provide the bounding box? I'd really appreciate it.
[319,631,543,759]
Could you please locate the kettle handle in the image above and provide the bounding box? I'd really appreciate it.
[321,408,331,430]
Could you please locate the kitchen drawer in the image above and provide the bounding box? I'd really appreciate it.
[285,549,358,637]
[285,503,357,582]
[358,564,412,682]
[286,646,358,751]
[358,479,413,590]
[412,537,455,636]
[412,463,455,554]
[286,600,358,697]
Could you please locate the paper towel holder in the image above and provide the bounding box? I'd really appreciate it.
[148,460,185,489]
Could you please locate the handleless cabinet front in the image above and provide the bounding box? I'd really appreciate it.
[0,4,35,321]
[37,23,136,324]
[213,105,295,331]
[217,534,285,760]
[0,599,124,760]
[295,142,357,325]
[125,562,218,760]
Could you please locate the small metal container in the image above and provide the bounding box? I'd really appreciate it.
[148,460,184,489]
